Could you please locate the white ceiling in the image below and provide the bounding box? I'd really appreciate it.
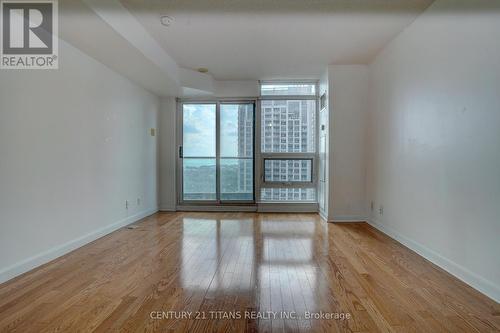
[120,0,435,80]
[58,0,435,96]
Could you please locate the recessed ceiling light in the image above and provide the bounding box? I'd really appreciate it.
[160,15,174,27]
[197,68,209,73]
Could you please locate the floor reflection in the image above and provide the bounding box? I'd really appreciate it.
[180,214,323,318]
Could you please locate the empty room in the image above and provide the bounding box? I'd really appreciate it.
[0,0,499,332]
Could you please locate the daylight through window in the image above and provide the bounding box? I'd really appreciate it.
[259,82,317,202]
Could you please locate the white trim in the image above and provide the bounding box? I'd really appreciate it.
[330,215,367,223]
[319,211,328,222]
[368,218,500,304]
[178,97,258,102]
[0,207,158,285]
[259,79,318,85]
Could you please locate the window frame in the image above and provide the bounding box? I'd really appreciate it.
[263,157,315,185]
[177,99,256,206]
[260,81,317,96]
[257,80,319,203]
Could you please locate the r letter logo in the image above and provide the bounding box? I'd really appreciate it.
[1,0,58,69]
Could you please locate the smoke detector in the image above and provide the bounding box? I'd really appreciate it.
[160,15,174,27]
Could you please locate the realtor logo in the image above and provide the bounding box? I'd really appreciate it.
[1,0,58,69]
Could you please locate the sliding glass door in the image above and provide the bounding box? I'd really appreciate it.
[182,104,217,201]
[220,103,254,201]
[180,102,255,204]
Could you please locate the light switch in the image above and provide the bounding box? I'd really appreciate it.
[150,128,156,136]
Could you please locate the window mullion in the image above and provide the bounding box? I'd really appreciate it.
[215,101,221,203]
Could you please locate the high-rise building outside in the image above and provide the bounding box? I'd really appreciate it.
[255,100,316,201]
[237,105,254,197]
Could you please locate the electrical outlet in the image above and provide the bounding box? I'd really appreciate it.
[125,200,129,209]
[370,201,374,212]
[137,198,141,206]
[379,205,384,216]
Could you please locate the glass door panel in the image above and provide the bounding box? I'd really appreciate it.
[182,104,216,201]
[220,103,254,202]
[220,158,253,201]
[181,102,254,203]
[183,159,216,200]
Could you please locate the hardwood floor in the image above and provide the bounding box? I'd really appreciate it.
[0,212,498,332]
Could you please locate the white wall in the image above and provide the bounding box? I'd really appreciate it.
[328,65,369,222]
[367,0,500,302]
[159,97,177,210]
[0,38,159,283]
[213,80,259,98]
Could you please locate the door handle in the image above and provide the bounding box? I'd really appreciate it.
[179,146,183,158]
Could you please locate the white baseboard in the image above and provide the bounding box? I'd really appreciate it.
[319,211,328,222]
[368,218,500,304]
[330,215,367,223]
[0,207,158,285]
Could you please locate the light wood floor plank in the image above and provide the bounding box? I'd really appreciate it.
[0,212,498,333]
